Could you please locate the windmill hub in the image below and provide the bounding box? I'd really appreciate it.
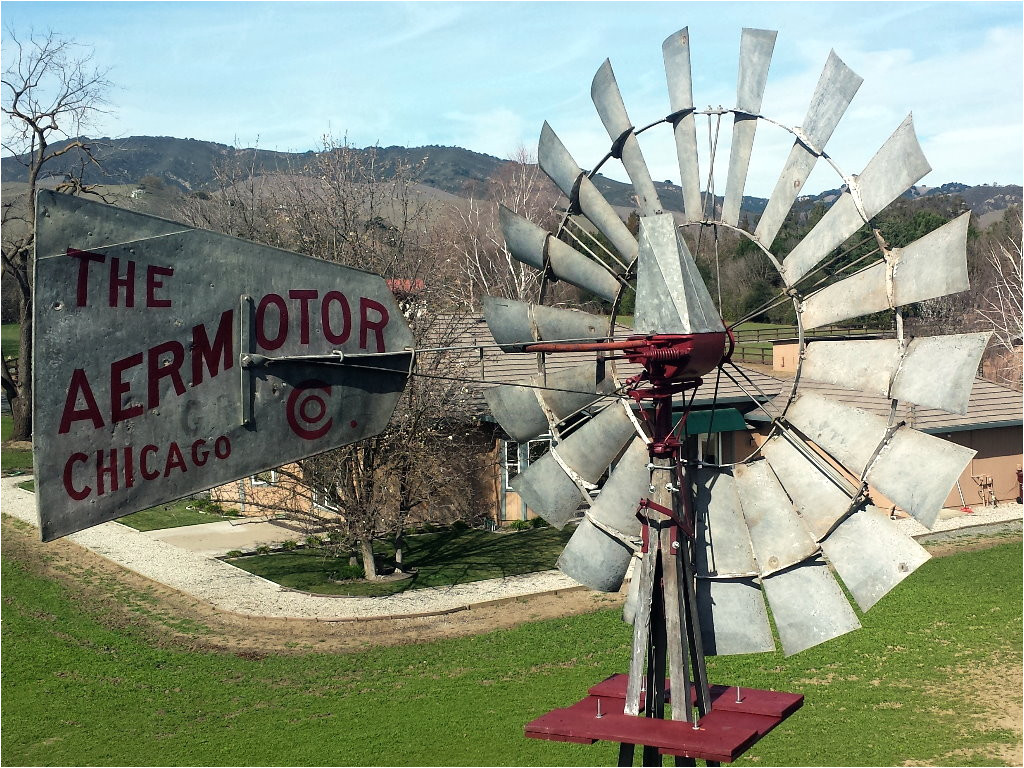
[623,332,728,385]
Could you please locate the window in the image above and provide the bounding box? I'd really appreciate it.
[311,486,340,512]
[250,470,278,486]
[503,437,552,491]
[504,440,520,490]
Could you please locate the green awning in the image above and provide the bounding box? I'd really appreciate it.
[672,407,748,435]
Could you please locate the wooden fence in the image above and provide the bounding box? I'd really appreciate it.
[730,324,891,365]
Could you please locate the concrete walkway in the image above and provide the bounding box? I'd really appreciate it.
[3,476,1021,621]
[144,518,305,557]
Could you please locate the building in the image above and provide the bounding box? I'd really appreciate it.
[214,314,1023,526]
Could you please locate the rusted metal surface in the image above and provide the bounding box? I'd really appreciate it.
[33,191,412,541]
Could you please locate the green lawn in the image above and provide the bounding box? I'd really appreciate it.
[1,323,19,358]
[229,526,576,596]
[1,415,33,472]
[117,498,240,531]
[1,527,1020,766]
[9,477,237,530]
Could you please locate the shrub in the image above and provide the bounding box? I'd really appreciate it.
[304,535,323,548]
[529,517,548,529]
[281,540,297,551]
[255,545,271,555]
[451,520,470,532]
[508,519,531,531]
[327,530,347,545]
[225,550,243,558]
[191,498,229,516]
[327,563,364,581]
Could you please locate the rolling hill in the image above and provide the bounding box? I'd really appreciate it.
[2,135,1020,221]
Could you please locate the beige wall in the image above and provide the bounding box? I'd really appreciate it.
[773,341,800,373]
[751,424,1022,512]
[938,426,1022,508]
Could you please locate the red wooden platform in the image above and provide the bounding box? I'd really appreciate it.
[524,674,803,763]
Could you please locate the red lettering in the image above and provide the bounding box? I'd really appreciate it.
[140,444,160,480]
[289,290,318,345]
[322,291,351,344]
[61,435,233,501]
[147,341,186,409]
[214,436,231,459]
[68,248,105,307]
[122,447,135,489]
[62,453,91,500]
[110,353,144,422]
[96,449,118,496]
[59,369,105,434]
[146,265,174,308]
[191,439,209,467]
[108,257,136,307]
[163,442,187,477]
[191,309,233,386]
[256,293,288,350]
[359,298,389,352]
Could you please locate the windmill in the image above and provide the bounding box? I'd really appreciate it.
[481,27,989,763]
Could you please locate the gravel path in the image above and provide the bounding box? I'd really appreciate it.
[891,501,1024,537]
[4,476,1020,621]
[1,477,581,620]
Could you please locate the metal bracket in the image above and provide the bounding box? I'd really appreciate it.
[240,294,255,426]
[237,292,415,427]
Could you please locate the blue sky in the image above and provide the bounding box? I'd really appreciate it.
[2,1,1021,195]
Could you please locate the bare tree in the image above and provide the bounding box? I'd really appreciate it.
[976,209,1023,390]
[442,146,561,309]
[178,143,287,247]
[1,29,112,439]
[297,332,482,578]
[194,134,482,579]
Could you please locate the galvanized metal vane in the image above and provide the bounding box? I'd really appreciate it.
[485,31,980,757]
[33,191,413,541]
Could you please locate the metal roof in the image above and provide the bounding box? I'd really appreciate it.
[422,313,785,418]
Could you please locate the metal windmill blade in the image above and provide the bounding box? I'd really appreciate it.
[488,25,982,758]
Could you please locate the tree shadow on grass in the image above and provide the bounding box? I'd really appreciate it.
[230,527,577,596]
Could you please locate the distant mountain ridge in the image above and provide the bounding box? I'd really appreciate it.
[3,135,1020,218]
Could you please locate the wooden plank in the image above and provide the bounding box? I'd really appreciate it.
[525,695,761,763]
[661,523,692,723]
[625,545,658,716]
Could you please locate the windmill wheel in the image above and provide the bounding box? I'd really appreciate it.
[483,27,988,658]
